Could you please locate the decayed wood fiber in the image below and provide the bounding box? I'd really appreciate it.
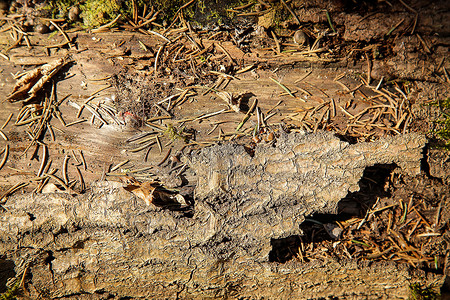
[0,131,437,299]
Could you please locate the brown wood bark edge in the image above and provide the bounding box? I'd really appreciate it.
[0,131,434,299]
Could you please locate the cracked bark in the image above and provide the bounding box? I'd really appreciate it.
[0,131,442,299]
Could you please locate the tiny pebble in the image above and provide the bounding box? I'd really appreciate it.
[68,6,81,21]
[293,30,307,45]
[35,24,49,34]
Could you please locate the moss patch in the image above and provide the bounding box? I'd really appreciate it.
[80,0,121,27]
[45,0,254,28]
[432,97,450,149]
[409,283,440,300]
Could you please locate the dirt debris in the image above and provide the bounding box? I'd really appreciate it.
[0,0,449,298]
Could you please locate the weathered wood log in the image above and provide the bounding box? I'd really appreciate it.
[0,132,441,299]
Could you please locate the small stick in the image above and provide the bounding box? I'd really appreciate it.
[144,144,153,162]
[54,111,66,127]
[334,73,346,81]
[411,13,418,35]
[71,149,81,165]
[325,10,336,33]
[175,163,188,177]
[407,218,421,240]
[23,35,31,48]
[148,30,171,43]
[49,20,73,49]
[154,43,166,75]
[0,52,9,60]
[294,70,313,83]
[76,97,92,119]
[45,173,71,191]
[416,34,431,54]
[236,64,255,74]
[193,109,227,121]
[395,112,408,129]
[280,0,301,24]
[15,115,41,126]
[398,0,417,13]
[47,123,56,141]
[153,103,173,117]
[209,71,239,80]
[215,42,235,64]
[129,142,156,153]
[156,135,162,153]
[236,99,258,131]
[386,18,405,36]
[111,160,129,172]
[145,122,165,131]
[366,54,372,85]
[255,107,262,135]
[0,130,7,141]
[157,148,172,166]
[236,9,272,17]
[84,104,108,125]
[1,113,13,129]
[207,124,219,135]
[65,119,87,127]
[270,77,300,100]
[45,40,72,49]
[129,167,153,174]
[434,197,443,229]
[310,102,330,116]
[0,145,9,170]
[91,14,122,33]
[304,81,329,97]
[79,150,87,171]
[88,76,112,81]
[264,112,277,123]
[62,155,70,185]
[136,135,161,145]
[314,108,329,132]
[266,100,283,115]
[147,116,173,123]
[339,105,354,118]
[76,167,85,192]
[270,31,281,55]
[416,233,441,238]
[0,182,29,203]
[376,76,384,90]
[37,145,48,177]
[412,206,432,228]
[443,67,450,83]
[90,85,112,97]
[126,132,153,143]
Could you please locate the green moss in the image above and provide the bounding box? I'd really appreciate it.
[164,124,192,143]
[409,283,440,300]
[80,0,121,27]
[432,97,450,149]
[0,280,21,300]
[44,0,78,19]
[43,0,257,29]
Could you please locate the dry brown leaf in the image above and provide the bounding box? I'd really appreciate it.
[216,91,242,113]
[7,58,67,102]
[120,176,187,207]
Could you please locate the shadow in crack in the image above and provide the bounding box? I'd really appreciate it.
[269,163,397,263]
[0,259,16,293]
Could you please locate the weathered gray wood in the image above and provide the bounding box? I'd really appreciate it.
[0,132,441,299]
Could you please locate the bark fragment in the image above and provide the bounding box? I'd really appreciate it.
[0,132,432,299]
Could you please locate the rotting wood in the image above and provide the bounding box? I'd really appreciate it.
[0,131,440,299]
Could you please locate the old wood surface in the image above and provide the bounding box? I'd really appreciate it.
[0,3,449,298]
[0,30,369,193]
